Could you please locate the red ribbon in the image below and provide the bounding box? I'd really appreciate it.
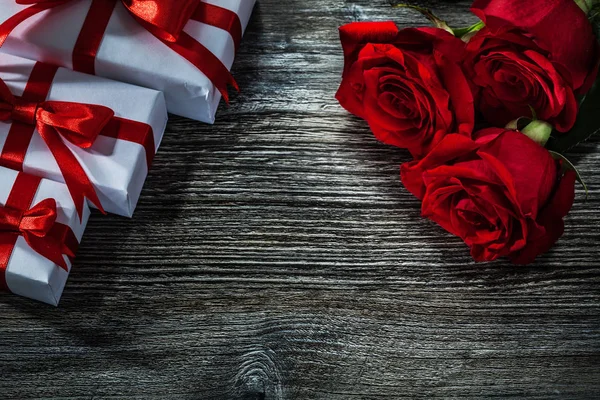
[0,172,79,291]
[0,0,243,102]
[0,62,157,219]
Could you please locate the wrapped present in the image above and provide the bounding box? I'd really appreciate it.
[0,167,89,306]
[0,53,168,218]
[0,0,256,123]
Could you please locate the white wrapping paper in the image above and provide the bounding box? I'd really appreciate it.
[0,53,168,217]
[0,167,89,306]
[0,0,256,123]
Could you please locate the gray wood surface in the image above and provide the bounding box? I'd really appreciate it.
[1,1,600,399]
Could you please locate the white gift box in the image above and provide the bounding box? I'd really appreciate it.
[0,53,168,217]
[0,0,256,123]
[0,167,89,306]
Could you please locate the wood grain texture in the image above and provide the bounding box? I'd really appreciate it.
[1,1,600,399]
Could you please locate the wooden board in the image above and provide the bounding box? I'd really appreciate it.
[1,1,599,398]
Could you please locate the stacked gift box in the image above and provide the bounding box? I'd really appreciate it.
[0,0,256,305]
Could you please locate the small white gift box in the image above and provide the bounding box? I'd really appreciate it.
[0,0,256,123]
[0,167,89,306]
[0,53,168,217]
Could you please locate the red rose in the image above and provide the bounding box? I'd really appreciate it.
[401,128,576,264]
[464,27,579,132]
[471,0,600,94]
[336,22,474,158]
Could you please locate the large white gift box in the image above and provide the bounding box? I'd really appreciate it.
[0,0,256,123]
[0,53,168,218]
[0,167,89,306]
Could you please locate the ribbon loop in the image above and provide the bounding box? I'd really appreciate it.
[36,101,115,148]
[0,199,57,238]
[0,79,115,142]
[19,198,57,237]
[122,0,200,42]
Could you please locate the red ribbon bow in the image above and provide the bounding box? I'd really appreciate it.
[0,199,73,271]
[0,0,243,101]
[0,76,112,218]
[0,173,80,286]
[0,198,58,239]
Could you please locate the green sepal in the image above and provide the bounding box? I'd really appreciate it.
[393,4,453,35]
[452,21,485,40]
[506,117,533,131]
[528,105,538,121]
[522,120,553,146]
[549,151,589,198]
[576,0,599,14]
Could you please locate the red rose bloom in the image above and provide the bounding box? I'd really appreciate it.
[401,128,576,264]
[471,0,600,94]
[336,22,474,158]
[464,27,579,132]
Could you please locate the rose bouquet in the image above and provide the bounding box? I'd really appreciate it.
[336,0,600,264]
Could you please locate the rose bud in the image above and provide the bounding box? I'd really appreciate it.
[401,128,576,264]
[464,27,579,132]
[336,22,474,158]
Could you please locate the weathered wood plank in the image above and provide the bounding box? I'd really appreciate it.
[1,1,599,399]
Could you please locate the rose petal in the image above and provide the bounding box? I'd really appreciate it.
[510,170,576,264]
[400,134,479,199]
[339,21,400,76]
[478,131,558,216]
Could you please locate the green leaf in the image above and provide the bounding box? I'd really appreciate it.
[549,151,589,198]
[393,4,453,35]
[547,78,600,153]
[590,5,600,33]
[452,21,485,39]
